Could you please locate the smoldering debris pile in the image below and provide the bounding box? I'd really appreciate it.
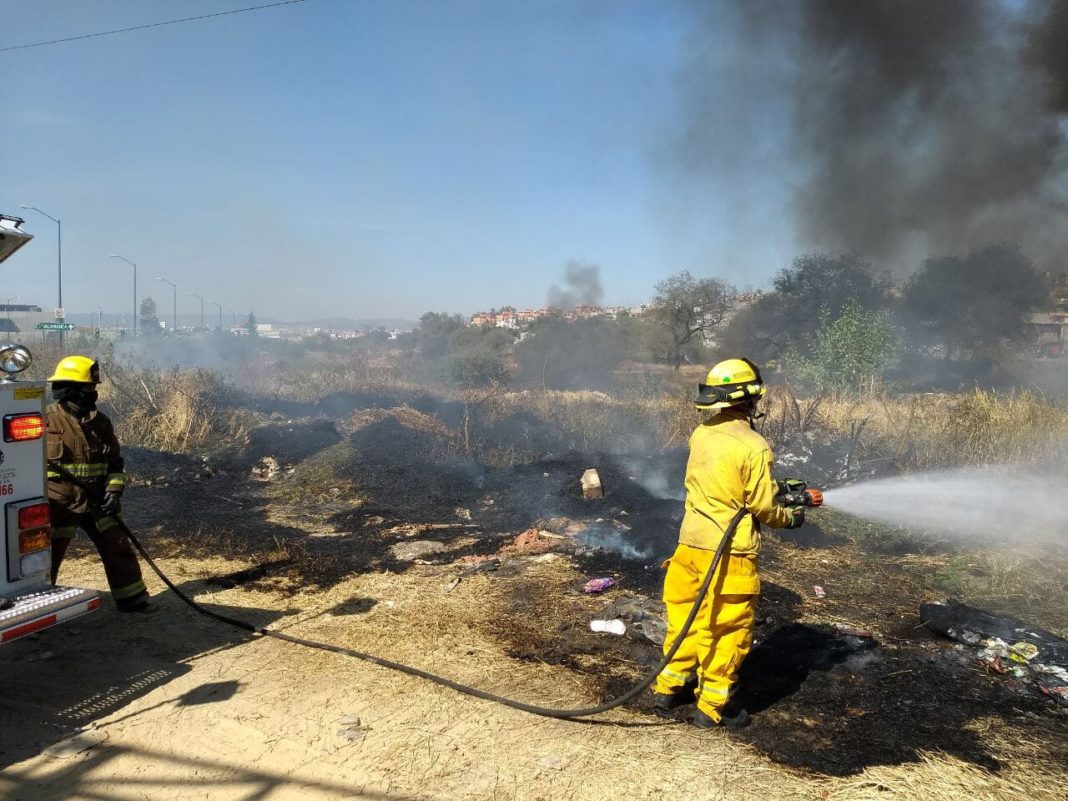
[922,600,1068,707]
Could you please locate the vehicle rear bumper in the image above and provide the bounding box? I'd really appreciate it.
[0,586,100,643]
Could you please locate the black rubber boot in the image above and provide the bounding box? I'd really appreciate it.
[653,681,697,716]
[692,704,750,731]
[118,598,156,614]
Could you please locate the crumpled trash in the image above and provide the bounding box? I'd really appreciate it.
[813,585,827,599]
[590,619,626,635]
[583,577,616,594]
[336,714,365,742]
[921,600,1068,707]
[601,594,668,646]
[458,558,500,576]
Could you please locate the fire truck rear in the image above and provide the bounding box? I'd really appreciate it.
[0,213,99,643]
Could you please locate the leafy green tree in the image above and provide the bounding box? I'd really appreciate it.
[719,252,889,363]
[417,311,465,360]
[446,326,513,389]
[902,244,1047,359]
[363,329,390,346]
[514,317,624,390]
[139,296,161,336]
[649,271,735,369]
[786,299,900,393]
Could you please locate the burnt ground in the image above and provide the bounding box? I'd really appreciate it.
[107,399,1068,780]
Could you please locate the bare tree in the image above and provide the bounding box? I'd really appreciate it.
[650,271,736,369]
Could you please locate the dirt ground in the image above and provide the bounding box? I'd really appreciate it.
[2,406,1066,801]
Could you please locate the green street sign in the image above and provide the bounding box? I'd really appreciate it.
[36,322,75,331]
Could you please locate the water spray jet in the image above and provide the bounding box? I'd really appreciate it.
[820,466,1068,541]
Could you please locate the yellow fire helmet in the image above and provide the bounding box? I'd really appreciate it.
[47,355,100,384]
[694,357,766,410]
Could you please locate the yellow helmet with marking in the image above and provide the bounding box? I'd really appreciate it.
[694,357,765,410]
[47,355,100,384]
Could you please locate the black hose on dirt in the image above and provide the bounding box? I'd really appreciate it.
[51,463,746,720]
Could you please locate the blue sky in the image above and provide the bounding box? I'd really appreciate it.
[2,0,795,322]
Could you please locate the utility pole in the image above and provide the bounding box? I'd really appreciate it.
[187,291,205,332]
[109,254,138,336]
[20,205,63,346]
[208,300,223,332]
[156,276,177,334]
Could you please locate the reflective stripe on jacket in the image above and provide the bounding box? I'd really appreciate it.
[45,401,125,514]
[678,408,795,555]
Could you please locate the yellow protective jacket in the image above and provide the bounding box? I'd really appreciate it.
[678,408,795,558]
[45,402,125,514]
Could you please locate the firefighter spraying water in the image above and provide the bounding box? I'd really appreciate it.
[652,358,823,729]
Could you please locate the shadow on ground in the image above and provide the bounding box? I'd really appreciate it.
[732,621,1067,776]
[0,741,423,801]
[0,581,283,773]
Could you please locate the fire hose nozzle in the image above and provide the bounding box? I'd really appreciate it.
[775,480,823,508]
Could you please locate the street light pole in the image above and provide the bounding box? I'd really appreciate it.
[20,204,63,344]
[5,294,21,309]
[156,277,177,334]
[109,254,138,336]
[187,291,205,332]
[208,300,223,332]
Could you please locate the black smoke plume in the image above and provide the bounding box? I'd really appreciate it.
[679,0,1068,271]
[547,261,604,309]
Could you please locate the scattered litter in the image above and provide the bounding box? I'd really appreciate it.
[537,531,568,540]
[580,468,603,499]
[336,714,365,743]
[459,559,500,576]
[43,727,108,759]
[454,507,471,521]
[25,650,54,662]
[537,754,567,771]
[590,619,626,635]
[1010,642,1039,661]
[601,594,668,646]
[444,577,461,593]
[499,528,555,556]
[389,540,447,562]
[250,456,283,481]
[813,585,827,599]
[583,577,617,594]
[921,600,1068,707]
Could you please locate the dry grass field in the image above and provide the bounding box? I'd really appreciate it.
[3,348,1065,800]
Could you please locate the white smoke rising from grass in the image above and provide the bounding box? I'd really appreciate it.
[823,466,1068,542]
[577,526,651,561]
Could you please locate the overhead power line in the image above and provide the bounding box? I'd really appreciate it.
[0,0,309,53]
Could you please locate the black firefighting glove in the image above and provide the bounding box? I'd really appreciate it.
[101,491,122,516]
[785,507,805,529]
[777,478,807,494]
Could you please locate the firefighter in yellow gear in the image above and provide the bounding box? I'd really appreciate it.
[45,356,150,612]
[653,357,801,729]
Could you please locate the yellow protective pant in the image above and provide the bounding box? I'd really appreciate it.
[654,544,757,721]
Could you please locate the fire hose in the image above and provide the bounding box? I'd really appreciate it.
[50,461,763,720]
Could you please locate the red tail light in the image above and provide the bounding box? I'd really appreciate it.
[18,502,50,530]
[4,413,44,442]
